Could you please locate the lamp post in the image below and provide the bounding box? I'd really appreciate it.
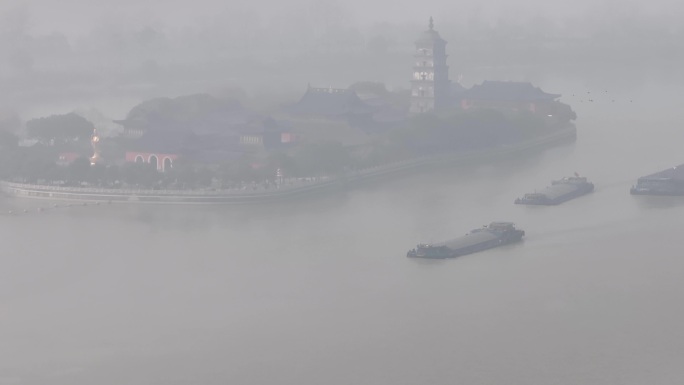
[90,129,101,165]
[276,168,283,189]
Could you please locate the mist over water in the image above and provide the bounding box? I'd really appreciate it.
[4,0,684,383]
[3,79,684,384]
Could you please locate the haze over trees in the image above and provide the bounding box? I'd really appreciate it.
[0,0,677,189]
[26,112,94,144]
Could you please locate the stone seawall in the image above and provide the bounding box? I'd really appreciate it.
[1,126,576,205]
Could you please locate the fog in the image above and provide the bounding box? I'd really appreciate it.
[3,0,684,384]
[3,0,684,118]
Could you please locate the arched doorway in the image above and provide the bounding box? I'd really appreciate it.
[135,155,144,163]
[163,157,172,172]
[149,155,158,170]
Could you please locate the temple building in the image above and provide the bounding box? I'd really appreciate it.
[114,94,295,169]
[460,81,576,122]
[410,17,450,115]
[287,86,374,121]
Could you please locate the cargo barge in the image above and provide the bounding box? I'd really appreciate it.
[515,175,594,205]
[406,222,524,259]
[631,164,684,195]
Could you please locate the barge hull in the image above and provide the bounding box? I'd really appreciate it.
[516,185,594,205]
[630,164,684,196]
[407,222,525,259]
[515,176,594,206]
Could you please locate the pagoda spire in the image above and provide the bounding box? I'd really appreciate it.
[410,16,450,115]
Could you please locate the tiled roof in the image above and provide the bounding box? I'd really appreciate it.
[287,88,374,117]
[415,29,446,45]
[463,81,561,101]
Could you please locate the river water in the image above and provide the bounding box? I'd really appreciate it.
[3,81,684,384]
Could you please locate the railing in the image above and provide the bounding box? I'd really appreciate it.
[1,177,334,196]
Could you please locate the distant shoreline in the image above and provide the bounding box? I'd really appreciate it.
[1,126,576,205]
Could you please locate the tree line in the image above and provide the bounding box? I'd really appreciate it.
[4,140,353,190]
[4,107,562,189]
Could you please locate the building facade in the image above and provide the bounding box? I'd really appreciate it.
[410,17,450,115]
[288,86,374,120]
[125,152,178,172]
[460,81,576,122]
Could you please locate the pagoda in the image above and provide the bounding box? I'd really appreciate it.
[410,17,450,114]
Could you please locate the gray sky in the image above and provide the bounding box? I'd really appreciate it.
[7,0,684,39]
[3,0,683,119]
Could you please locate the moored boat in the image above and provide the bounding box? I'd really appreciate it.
[515,175,594,205]
[630,164,684,196]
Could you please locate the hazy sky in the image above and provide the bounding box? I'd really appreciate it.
[6,0,684,39]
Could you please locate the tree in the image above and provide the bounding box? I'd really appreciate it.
[265,152,298,179]
[17,156,60,182]
[293,141,350,176]
[10,145,60,182]
[121,162,159,188]
[26,112,94,144]
[164,157,198,188]
[348,81,390,97]
[67,157,91,183]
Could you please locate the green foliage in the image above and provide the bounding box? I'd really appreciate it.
[293,141,350,176]
[353,143,413,168]
[348,81,390,96]
[25,159,62,182]
[121,162,160,188]
[67,157,91,183]
[347,81,410,110]
[509,110,548,137]
[390,108,547,153]
[125,94,242,130]
[26,112,94,144]
[164,157,199,187]
[2,105,556,187]
[266,152,298,177]
[194,167,214,187]
[5,145,60,182]
[230,159,259,183]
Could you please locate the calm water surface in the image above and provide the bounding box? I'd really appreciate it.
[2,82,684,384]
